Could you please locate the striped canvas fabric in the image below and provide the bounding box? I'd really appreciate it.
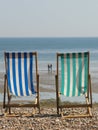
[60,52,89,97]
[5,52,36,96]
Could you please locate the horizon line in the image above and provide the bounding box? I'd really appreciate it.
[0,36,98,38]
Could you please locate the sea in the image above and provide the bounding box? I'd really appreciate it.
[0,37,98,102]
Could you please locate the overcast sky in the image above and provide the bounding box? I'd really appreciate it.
[0,0,98,37]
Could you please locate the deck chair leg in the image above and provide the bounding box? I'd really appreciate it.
[38,105,40,114]
[55,75,60,115]
[5,95,11,114]
[84,95,92,117]
[57,107,59,115]
[3,75,7,108]
[86,105,92,117]
[37,100,40,114]
[31,107,36,117]
[8,96,11,114]
[56,94,59,114]
[31,95,40,115]
[88,107,92,117]
[60,108,63,117]
[37,74,40,114]
[85,96,89,114]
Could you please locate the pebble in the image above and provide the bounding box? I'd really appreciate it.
[0,107,98,130]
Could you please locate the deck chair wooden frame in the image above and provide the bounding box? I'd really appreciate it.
[55,52,92,118]
[3,52,40,116]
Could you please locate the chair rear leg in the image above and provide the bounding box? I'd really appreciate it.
[3,77,6,108]
[8,96,11,114]
[5,95,11,114]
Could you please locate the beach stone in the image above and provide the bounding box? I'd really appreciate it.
[0,106,98,130]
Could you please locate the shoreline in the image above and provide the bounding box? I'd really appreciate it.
[0,71,98,93]
[0,71,98,103]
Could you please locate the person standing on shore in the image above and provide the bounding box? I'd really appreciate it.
[48,64,52,72]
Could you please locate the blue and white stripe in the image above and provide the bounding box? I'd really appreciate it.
[6,52,36,96]
[60,52,89,97]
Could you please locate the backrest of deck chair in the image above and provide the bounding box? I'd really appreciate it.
[5,52,37,96]
[58,52,89,97]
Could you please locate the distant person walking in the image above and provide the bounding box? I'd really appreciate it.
[48,64,52,72]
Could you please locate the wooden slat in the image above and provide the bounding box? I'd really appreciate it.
[5,103,38,107]
[61,114,92,118]
[59,104,92,108]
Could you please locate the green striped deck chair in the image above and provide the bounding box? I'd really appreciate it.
[3,52,40,116]
[55,52,92,118]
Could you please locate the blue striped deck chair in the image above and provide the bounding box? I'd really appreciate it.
[55,52,92,118]
[3,52,40,116]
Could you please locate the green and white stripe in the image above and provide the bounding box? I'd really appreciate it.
[60,52,88,97]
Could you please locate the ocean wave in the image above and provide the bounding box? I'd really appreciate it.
[0,48,98,54]
[38,49,98,54]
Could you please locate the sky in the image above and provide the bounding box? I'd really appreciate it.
[0,0,98,37]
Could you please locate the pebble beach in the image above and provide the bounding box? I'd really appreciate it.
[0,102,98,130]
